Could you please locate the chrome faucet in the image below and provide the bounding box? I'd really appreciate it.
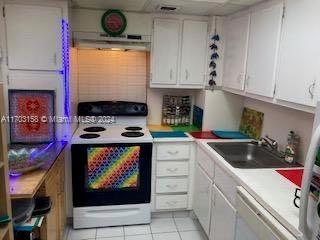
[260,135,278,151]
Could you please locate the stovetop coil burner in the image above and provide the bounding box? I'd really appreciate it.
[125,126,143,131]
[121,131,144,138]
[83,126,106,132]
[80,133,100,139]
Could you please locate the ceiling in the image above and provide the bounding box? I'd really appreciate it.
[71,0,265,16]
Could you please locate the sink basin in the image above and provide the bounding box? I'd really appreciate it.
[207,142,301,169]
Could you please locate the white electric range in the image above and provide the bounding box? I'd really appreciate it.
[71,101,153,229]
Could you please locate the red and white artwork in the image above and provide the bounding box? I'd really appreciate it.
[9,90,55,143]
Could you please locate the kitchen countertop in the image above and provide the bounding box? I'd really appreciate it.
[9,141,67,199]
[147,124,201,132]
[149,125,199,142]
[196,138,303,238]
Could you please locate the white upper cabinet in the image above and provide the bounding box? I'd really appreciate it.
[5,4,62,71]
[180,20,208,87]
[151,19,180,86]
[223,14,250,91]
[276,0,320,107]
[151,18,208,89]
[246,4,283,98]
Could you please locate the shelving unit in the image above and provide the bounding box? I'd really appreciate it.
[0,83,13,240]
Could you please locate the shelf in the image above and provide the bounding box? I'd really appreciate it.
[0,224,9,240]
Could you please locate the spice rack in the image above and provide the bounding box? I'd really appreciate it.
[162,95,191,126]
[0,83,13,240]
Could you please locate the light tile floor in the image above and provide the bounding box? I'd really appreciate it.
[67,214,208,240]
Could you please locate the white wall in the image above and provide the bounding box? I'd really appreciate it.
[244,98,314,164]
[195,90,245,130]
[77,49,148,103]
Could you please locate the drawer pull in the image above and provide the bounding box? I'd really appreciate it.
[166,184,178,189]
[166,168,178,172]
[167,150,179,155]
[166,200,178,206]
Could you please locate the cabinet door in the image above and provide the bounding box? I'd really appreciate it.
[44,174,59,240]
[223,14,250,91]
[180,20,208,87]
[58,160,66,240]
[5,4,62,70]
[276,0,320,107]
[151,19,180,85]
[246,4,283,97]
[193,164,212,235]
[210,185,236,240]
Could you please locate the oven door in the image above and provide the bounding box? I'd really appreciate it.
[72,143,152,207]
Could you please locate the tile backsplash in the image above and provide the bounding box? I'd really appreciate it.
[77,49,147,103]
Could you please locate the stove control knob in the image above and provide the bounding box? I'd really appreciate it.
[133,106,139,112]
[140,105,146,112]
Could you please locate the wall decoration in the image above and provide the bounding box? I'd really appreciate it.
[101,9,127,37]
[239,107,264,140]
[9,90,55,143]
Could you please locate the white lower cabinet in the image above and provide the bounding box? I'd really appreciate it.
[193,164,212,235]
[152,141,195,212]
[156,195,188,210]
[210,185,237,240]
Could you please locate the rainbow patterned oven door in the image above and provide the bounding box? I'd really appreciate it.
[71,143,152,207]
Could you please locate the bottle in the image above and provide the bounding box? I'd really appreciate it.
[284,131,300,163]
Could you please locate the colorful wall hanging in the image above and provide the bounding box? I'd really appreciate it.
[9,90,55,143]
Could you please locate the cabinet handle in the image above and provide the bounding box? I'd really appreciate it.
[308,80,316,99]
[53,53,57,65]
[237,74,242,83]
[166,168,178,172]
[166,184,178,189]
[167,150,179,155]
[166,200,178,206]
[185,69,189,80]
[170,69,173,80]
[246,75,250,88]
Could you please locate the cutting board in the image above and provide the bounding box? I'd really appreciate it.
[239,107,264,140]
[150,131,188,138]
[212,131,250,139]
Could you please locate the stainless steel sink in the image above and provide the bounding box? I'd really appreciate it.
[207,142,301,169]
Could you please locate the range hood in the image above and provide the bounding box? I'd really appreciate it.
[73,32,151,51]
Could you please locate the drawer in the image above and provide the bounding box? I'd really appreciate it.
[214,164,238,206]
[156,195,188,210]
[196,146,214,179]
[156,178,188,193]
[156,162,189,177]
[156,143,191,160]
